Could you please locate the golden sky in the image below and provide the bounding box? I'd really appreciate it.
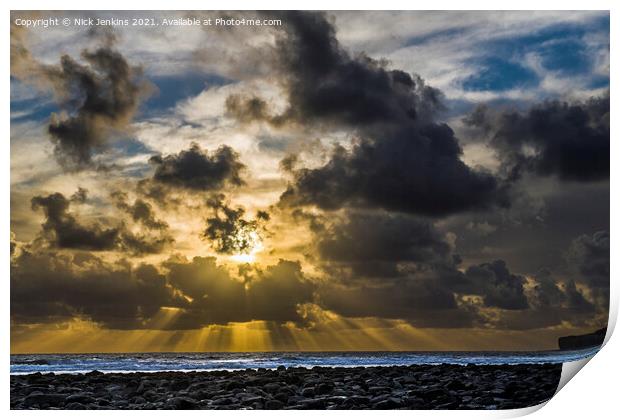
[10,11,609,353]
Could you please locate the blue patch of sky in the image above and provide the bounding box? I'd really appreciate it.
[10,79,58,123]
[110,137,155,156]
[143,72,231,115]
[461,15,609,92]
[587,75,610,90]
[10,98,58,124]
[462,56,539,92]
[100,138,155,179]
[11,71,233,165]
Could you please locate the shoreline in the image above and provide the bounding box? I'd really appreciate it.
[11,363,561,410]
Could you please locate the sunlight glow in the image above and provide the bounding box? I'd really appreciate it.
[230,231,264,263]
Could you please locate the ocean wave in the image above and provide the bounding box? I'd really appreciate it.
[10,348,600,375]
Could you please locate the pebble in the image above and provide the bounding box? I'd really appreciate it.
[10,364,561,410]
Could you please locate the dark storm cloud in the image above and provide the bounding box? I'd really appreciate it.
[310,211,539,327]
[463,260,529,310]
[567,230,609,308]
[562,280,597,313]
[529,269,567,308]
[10,250,181,329]
[279,136,508,217]
[491,268,597,331]
[464,93,609,182]
[11,27,152,170]
[567,230,609,289]
[47,48,151,170]
[253,11,443,127]
[225,11,507,216]
[31,189,172,255]
[31,191,120,251]
[304,209,601,329]
[319,280,480,328]
[119,231,174,256]
[161,257,316,329]
[527,268,594,314]
[203,195,265,255]
[147,143,245,192]
[317,211,452,277]
[111,192,174,255]
[11,249,317,330]
[112,191,169,231]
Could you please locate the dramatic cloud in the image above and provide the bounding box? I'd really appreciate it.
[203,195,265,255]
[11,249,317,330]
[464,93,610,182]
[11,29,152,170]
[119,230,174,256]
[10,11,609,350]
[47,48,151,170]
[280,138,507,216]
[31,191,120,251]
[567,231,609,288]
[112,191,169,231]
[31,189,172,255]
[11,250,180,329]
[153,257,315,329]
[317,211,453,277]
[319,280,480,328]
[147,143,245,192]
[307,210,600,329]
[567,230,609,308]
[156,257,317,328]
[310,212,517,327]
[463,260,529,310]
[225,11,508,216]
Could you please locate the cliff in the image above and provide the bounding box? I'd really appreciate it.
[558,328,606,350]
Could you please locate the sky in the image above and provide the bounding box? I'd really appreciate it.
[10,10,609,353]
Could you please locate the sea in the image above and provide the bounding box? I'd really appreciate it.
[10,348,600,375]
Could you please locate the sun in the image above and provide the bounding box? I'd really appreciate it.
[230,231,264,264]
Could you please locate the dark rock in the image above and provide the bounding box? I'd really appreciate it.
[10,362,563,410]
[170,379,190,391]
[316,383,334,394]
[446,379,466,391]
[372,397,403,409]
[346,395,370,405]
[558,328,606,350]
[167,396,199,409]
[368,386,391,393]
[274,392,289,403]
[298,397,328,409]
[23,393,67,407]
[263,383,280,393]
[211,397,232,406]
[284,374,301,385]
[65,394,96,404]
[301,387,315,397]
[64,402,87,409]
[265,399,284,409]
[142,390,159,401]
[86,370,104,376]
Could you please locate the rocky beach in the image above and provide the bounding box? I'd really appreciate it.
[11,363,561,410]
